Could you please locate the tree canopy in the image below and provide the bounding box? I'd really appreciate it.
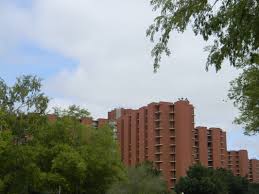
[175,164,250,194]
[228,66,259,134]
[0,75,125,194]
[147,0,259,134]
[107,162,171,194]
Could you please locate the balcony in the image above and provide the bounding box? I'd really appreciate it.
[155,127,163,130]
[169,118,174,121]
[155,143,163,146]
[155,160,163,163]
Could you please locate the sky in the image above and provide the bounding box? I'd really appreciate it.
[0,0,258,158]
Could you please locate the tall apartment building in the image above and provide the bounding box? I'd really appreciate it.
[108,100,259,189]
[109,99,195,189]
[194,127,227,169]
[227,150,249,177]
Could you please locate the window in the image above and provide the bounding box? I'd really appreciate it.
[169,105,174,112]
[169,121,174,128]
[171,155,176,161]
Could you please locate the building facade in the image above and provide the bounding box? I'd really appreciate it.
[194,127,227,169]
[249,159,259,183]
[47,114,108,129]
[108,100,259,189]
[109,100,194,189]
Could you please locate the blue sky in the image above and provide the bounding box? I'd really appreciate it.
[0,41,77,84]
[1,0,258,159]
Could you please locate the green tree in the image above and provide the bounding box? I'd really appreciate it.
[0,75,49,141]
[175,165,227,194]
[228,66,259,134]
[0,75,125,194]
[147,0,259,134]
[248,183,259,194]
[214,168,249,194]
[175,164,249,194]
[107,162,170,194]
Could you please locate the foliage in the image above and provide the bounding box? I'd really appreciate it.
[0,75,49,141]
[248,183,259,194]
[175,165,227,194]
[147,0,259,71]
[228,66,259,134]
[214,168,249,194]
[147,0,259,133]
[175,164,249,194]
[107,161,170,194]
[53,105,90,119]
[0,75,125,194]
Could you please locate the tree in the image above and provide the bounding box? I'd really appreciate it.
[228,66,259,134]
[107,162,170,194]
[0,75,125,194]
[174,164,249,194]
[248,183,259,194]
[214,168,249,194]
[147,0,259,134]
[175,165,227,194]
[0,75,49,141]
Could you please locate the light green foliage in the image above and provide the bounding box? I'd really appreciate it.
[229,66,259,134]
[53,105,90,119]
[0,75,49,142]
[0,75,125,194]
[147,0,259,71]
[147,0,259,133]
[108,162,170,194]
[0,75,48,114]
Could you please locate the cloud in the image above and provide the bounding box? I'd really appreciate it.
[1,0,258,158]
[0,1,30,55]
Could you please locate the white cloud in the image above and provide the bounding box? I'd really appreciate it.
[0,1,30,56]
[1,0,258,158]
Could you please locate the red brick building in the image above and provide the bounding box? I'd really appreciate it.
[227,150,249,177]
[108,100,259,189]
[249,159,259,183]
[47,114,108,128]
[194,127,228,169]
[109,100,195,189]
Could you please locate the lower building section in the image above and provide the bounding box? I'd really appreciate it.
[249,159,259,183]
